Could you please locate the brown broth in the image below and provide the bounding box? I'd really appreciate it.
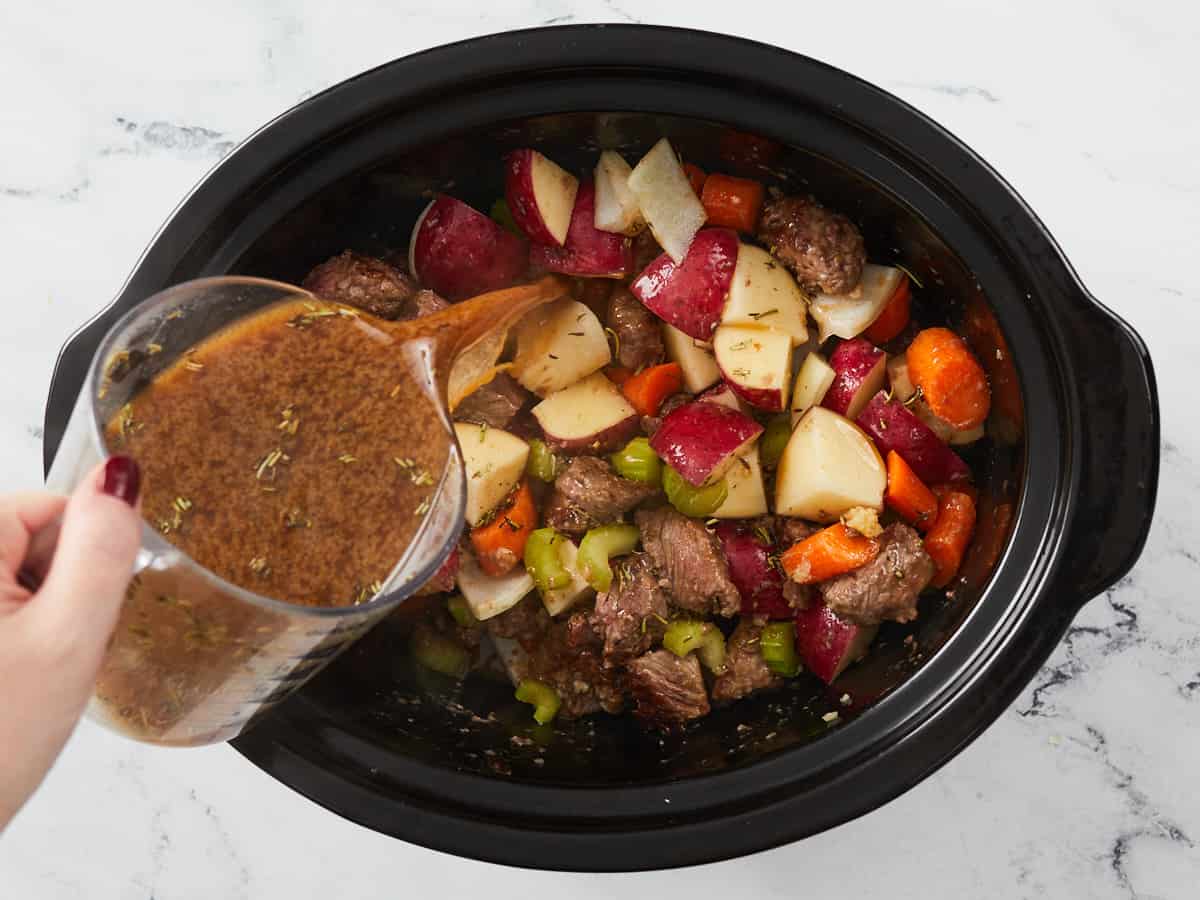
[105,299,450,607]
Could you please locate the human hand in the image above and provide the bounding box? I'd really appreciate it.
[0,457,141,831]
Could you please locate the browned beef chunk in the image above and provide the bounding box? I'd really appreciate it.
[631,229,663,274]
[636,507,740,617]
[775,516,816,548]
[641,392,691,438]
[819,524,935,625]
[756,195,866,295]
[710,619,783,703]
[772,517,817,610]
[565,608,602,651]
[506,619,625,718]
[410,289,450,318]
[301,251,418,320]
[544,457,657,536]
[607,286,664,371]
[626,650,710,726]
[453,373,529,430]
[484,593,551,645]
[592,553,669,664]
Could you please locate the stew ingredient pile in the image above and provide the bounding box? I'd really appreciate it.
[112,134,995,731]
[382,137,994,728]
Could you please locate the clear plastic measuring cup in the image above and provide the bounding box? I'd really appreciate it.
[47,274,564,745]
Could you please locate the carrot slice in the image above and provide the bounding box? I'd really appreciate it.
[699,173,766,233]
[885,451,938,531]
[620,362,683,417]
[470,479,537,576]
[924,487,977,587]
[780,524,880,585]
[863,277,912,344]
[683,163,708,198]
[905,327,991,430]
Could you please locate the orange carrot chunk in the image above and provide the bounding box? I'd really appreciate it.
[885,450,939,531]
[683,163,708,198]
[864,277,912,344]
[924,487,977,588]
[470,479,537,576]
[620,362,683,417]
[780,523,880,585]
[700,173,766,233]
[906,327,991,431]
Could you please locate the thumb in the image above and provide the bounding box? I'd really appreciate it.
[31,457,142,645]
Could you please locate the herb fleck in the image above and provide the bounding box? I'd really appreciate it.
[748,308,779,320]
[567,331,585,337]
[283,508,312,529]
[256,448,288,480]
[604,326,621,359]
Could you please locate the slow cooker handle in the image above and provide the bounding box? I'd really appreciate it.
[1057,300,1159,605]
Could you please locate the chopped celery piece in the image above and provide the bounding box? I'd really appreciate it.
[526,438,558,483]
[578,523,640,592]
[515,679,561,724]
[759,414,792,469]
[662,618,727,674]
[524,527,572,593]
[446,594,477,628]
[410,628,470,679]
[663,464,728,517]
[760,622,802,677]
[610,436,663,486]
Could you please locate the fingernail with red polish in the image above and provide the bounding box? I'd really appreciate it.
[102,456,141,507]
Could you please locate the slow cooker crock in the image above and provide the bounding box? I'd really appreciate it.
[42,26,1158,870]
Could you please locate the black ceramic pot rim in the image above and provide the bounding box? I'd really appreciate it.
[43,25,1158,870]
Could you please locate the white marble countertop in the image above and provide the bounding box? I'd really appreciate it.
[1,1,1197,896]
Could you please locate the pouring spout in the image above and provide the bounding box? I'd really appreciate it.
[387,275,571,409]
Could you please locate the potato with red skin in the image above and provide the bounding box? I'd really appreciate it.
[532,372,640,453]
[529,181,633,278]
[822,339,888,421]
[855,391,971,484]
[649,401,763,487]
[713,325,793,413]
[714,522,791,618]
[794,601,879,684]
[631,228,738,341]
[408,195,528,300]
[504,148,578,246]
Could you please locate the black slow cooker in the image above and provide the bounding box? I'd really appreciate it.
[42,26,1158,870]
